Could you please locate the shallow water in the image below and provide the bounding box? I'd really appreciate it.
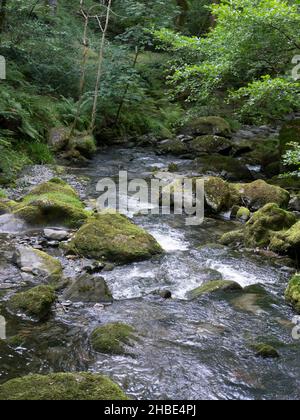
[0,146,300,400]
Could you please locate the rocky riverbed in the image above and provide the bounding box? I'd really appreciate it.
[1,119,300,400]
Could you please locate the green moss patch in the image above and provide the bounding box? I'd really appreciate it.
[285,274,300,313]
[91,323,138,355]
[0,372,128,400]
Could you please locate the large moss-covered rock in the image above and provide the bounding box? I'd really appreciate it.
[220,229,244,246]
[91,323,138,355]
[270,221,300,257]
[285,275,300,313]
[13,246,63,284]
[0,372,128,400]
[189,135,233,155]
[196,155,253,181]
[64,212,163,264]
[63,273,113,303]
[68,133,97,158]
[230,180,290,211]
[244,203,296,248]
[220,204,297,249]
[186,280,242,300]
[203,176,232,213]
[8,285,56,320]
[158,138,189,156]
[13,178,88,228]
[236,207,251,222]
[183,116,231,137]
[48,127,70,152]
[279,119,300,154]
[0,191,17,215]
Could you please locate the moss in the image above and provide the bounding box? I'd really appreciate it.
[0,372,128,400]
[48,127,69,152]
[285,274,300,313]
[251,343,280,359]
[158,139,189,156]
[236,207,251,222]
[68,133,97,158]
[63,212,163,264]
[270,221,300,257]
[91,323,138,355]
[279,119,300,154]
[8,285,56,320]
[0,189,7,199]
[14,246,63,285]
[183,116,231,137]
[190,135,232,155]
[13,178,88,228]
[0,199,17,215]
[231,180,290,210]
[197,155,252,182]
[244,203,297,248]
[220,230,244,246]
[63,274,113,303]
[187,280,242,300]
[168,162,179,172]
[203,176,232,213]
[269,175,300,192]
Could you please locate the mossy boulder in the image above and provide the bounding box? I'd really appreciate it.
[14,246,63,284]
[183,116,231,137]
[230,180,290,211]
[63,273,113,303]
[236,207,251,222]
[186,280,242,300]
[48,127,70,152]
[0,198,17,215]
[220,229,244,246]
[269,175,300,192]
[244,203,297,248]
[270,221,300,258]
[63,212,163,264]
[203,176,232,213]
[251,343,280,359]
[13,178,88,228]
[196,155,253,182]
[158,139,189,156]
[8,285,56,320]
[91,322,138,355]
[279,119,300,154]
[68,133,97,158]
[0,372,128,400]
[285,274,300,313]
[189,135,233,155]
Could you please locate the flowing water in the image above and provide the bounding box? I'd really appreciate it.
[0,146,300,400]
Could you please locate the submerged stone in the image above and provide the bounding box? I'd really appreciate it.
[0,372,128,400]
[91,322,138,355]
[251,343,280,359]
[187,280,242,300]
[63,212,163,264]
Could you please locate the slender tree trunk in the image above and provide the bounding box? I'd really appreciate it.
[175,0,189,29]
[210,0,219,28]
[47,0,58,15]
[115,47,139,126]
[69,0,89,138]
[0,0,8,33]
[89,0,112,134]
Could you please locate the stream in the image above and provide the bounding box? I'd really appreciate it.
[0,145,300,400]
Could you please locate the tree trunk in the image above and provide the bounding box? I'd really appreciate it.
[210,0,219,28]
[176,0,189,29]
[0,0,8,33]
